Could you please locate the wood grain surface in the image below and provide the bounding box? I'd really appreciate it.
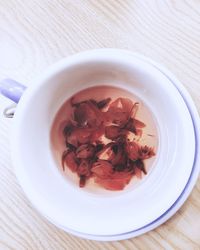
[1,0,200,249]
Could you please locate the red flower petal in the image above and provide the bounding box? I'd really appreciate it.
[66,128,94,147]
[134,167,142,179]
[94,171,132,190]
[91,160,113,178]
[62,151,78,172]
[105,99,139,126]
[123,118,136,133]
[135,128,143,137]
[139,145,155,159]
[105,125,126,140]
[74,101,104,127]
[110,146,126,166]
[130,102,139,118]
[74,103,95,127]
[111,171,132,182]
[96,143,114,161]
[79,175,87,187]
[97,98,111,109]
[135,159,147,174]
[76,144,95,159]
[91,127,105,142]
[77,160,91,177]
[94,178,127,190]
[133,119,146,128]
[105,107,129,126]
[123,117,145,132]
[126,141,140,161]
[119,98,133,113]
[63,122,74,136]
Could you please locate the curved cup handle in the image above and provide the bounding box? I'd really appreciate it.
[0,78,27,118]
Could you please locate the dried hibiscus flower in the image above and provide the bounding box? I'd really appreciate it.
[73,101,104,127]
[76,144,95,159]
[61,96,156,191]
[91,160,113,178]
[126,141,140,161]
[105,125,126,140]
[138,145,155,160]
[62,151,78,172]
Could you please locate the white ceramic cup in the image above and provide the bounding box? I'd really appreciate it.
[0,49,199,240]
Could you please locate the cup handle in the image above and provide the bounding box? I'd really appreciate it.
[0,78,27,118]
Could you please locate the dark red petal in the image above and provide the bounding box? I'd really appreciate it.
[70,98,87,107]
[73,100,105,127]
[94,171,132,190]
[76,144,95,159]
[91,127,104,142]
[130,102,139,118]
[109,98,121,108]
[135,128,143,137]
[94,143,104,153]
[96,143,114,161]
[77,160,91,177]
[67,128,96,146]
[134,159,147,174]
[111,150,126,166]
[133,119,146,128]
[109,98,135,114]
[63,122,74,136]
[62,151,78,172]
[89,99,98,106]
[134,167,142,179]
[69,117,78,127]
[139,145,155,160]
[123,118,136,133]
[106,107,129,125]
[94,178,127,190]
[78,128,94,144]
[91,160,113,178]
[111,171,132,182]
[74,103,95,126]
[105,126,125,140]
[65,142,76,152]
[66,130,79,147]
[97,98,111,109]
[79,175,87,187]
[87,101,105,126]
[126,141,140,161]
[61,150,69,170]
[120,98,133,113]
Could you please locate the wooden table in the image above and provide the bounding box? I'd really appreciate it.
[1,1,200,249]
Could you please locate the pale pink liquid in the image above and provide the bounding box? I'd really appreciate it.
[51,85,159,194]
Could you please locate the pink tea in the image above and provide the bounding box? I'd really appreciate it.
[51,85,158,191]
